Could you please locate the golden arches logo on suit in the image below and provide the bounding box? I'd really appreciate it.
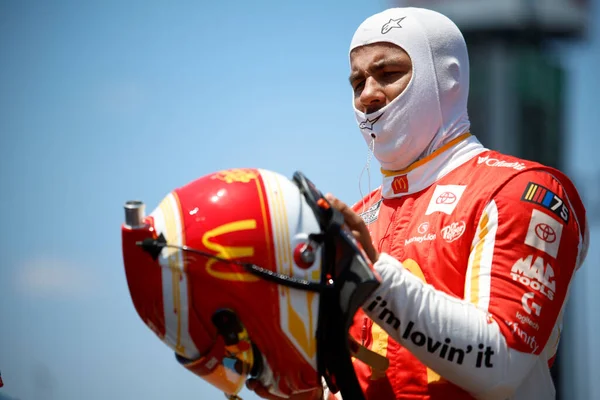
[392,175,409,194]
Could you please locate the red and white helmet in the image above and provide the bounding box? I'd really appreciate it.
[121,168,382,400]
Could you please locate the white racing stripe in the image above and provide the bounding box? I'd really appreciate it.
[259,169,321,367]
[465,200,498,311]
[151,192,199,359]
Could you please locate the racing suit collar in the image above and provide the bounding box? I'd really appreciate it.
[380,133,487,199]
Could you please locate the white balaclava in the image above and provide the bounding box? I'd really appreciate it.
[350,7,471,171]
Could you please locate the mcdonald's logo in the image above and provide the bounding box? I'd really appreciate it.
[212,169,259,184]
[201,219,260,282]
[391,175,409,194]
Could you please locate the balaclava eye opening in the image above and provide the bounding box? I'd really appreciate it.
[350,7,471,172]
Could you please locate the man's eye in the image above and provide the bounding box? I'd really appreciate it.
[353,80,365,92]
[383,71,402,78]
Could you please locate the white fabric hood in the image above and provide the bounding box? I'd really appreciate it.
[350,7,471,171]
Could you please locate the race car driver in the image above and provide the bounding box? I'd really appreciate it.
[250,6,590,400]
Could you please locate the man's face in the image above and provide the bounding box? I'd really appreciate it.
[349,42,413,114]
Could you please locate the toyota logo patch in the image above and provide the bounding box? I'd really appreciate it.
[535,223,556,243]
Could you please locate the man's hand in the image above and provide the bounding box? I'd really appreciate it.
[325,194,379,264]
[246,379,323,400]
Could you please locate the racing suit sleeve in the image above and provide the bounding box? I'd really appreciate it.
[361,170,589,399]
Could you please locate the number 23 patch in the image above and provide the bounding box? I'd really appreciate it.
[521,182,570,224]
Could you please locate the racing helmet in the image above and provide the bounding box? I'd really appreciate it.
[120,168,385,400]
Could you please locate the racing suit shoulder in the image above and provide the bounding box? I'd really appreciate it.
[469,167,588,354]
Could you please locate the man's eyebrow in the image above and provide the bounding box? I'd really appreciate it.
[348,57,409,84]
[371,57,407,69]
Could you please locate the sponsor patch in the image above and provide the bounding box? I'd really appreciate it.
[516,311,539,331]
[359,200,382,225]
[524,209,563,258]
[405,233,436,246]
[510,255,555,300]
[425,185,466,215]
[392,175,409,194]
[521,292,542,316]
[406,222,436,245]
[441,221,466,242]
[477,155,526,170]
[521,182,570,224]
[505,321,539,353]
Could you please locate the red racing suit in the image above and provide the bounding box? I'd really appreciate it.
[343,134,588,400]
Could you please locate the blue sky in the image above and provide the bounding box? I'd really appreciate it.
[0,1,598,400]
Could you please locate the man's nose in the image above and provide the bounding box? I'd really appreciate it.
[359,77,385,112]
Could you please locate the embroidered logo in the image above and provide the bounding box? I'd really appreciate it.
[477,155,526,171]
[359,113,384,130]
[381,17,406,34]
[425,185,466,215]
[524,209,563,258]
[359,200,383,225]
[441,221,466,242]
[521,182,569,224]
[392,175,409,194]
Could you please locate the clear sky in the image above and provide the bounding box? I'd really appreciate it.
[0,1,598,400]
